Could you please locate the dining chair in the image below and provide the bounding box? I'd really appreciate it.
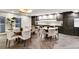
[39,27,45,40]
[19,31,31,47]
[31,26,36,35]
[48,27,59,40]
[55,28,59,40]
[6,31,18,48]
[13,27,20,32]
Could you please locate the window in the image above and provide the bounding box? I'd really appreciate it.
[0,16,5,33]
[15,17,21,27]
[74,18,79,27]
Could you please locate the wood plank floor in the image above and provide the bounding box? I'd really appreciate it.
[9,34,56,49]
[1,33,79,49]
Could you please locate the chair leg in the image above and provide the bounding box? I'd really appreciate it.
[54,35,56,41]
[13,40,15,46]
[6,39,8,46]
[29,38,31,43]
[55,34,59,41]
[24,40,26,47]
[8,40,10,48]
[57,33,59,40]
[50,36,52,41]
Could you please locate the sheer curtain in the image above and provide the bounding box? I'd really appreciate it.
[15,17,21,27]
[0,16,5,33]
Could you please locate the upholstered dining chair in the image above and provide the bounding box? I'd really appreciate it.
[39,27,46,40]
[54,28,59,40]
[6,31,19,48]
[48,27,59,40]
[19,30,31,47]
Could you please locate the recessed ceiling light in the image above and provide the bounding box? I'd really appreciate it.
[38,16,42,19]
[73,10,79,13]
[27,9,32,13]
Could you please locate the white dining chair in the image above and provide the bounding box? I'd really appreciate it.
[55,28,59,40]
[48,27,59,40]
[6,31,19,47]
[39,28,45,40]
[13,27,20,32]
[19,31,31,47]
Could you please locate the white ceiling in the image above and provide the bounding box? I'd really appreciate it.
[0,9,77,16]
[28,9,75,16]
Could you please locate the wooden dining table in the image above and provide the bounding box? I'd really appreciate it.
[14,31,22,43]
[14,31,22,35]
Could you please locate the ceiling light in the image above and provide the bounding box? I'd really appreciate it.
[26,9,32,13]
[38,16,42,19]
[19,9,32,14]
[73,10,79,13]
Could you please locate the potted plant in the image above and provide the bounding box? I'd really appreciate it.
[7,17,15,30]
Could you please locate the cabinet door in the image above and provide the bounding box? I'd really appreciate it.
[63,14,74,35]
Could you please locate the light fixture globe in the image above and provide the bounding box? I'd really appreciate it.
[73,10,79,13]
[19,9,32,14]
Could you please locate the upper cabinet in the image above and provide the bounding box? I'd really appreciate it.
[36,14,63,26]
[38,14,57,20]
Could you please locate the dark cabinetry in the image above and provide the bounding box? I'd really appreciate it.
[63,13,74,35]
[59,12,79,36]
[31,16,38,26]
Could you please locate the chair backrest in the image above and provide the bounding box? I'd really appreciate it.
[40,28,44,33]
[6,31,14,40]
[48,27,58,36]
[35,29,38,34]
[22,31,31,40]
[48,29,54,36]
[13,27,20,32]
[39,28,46,38]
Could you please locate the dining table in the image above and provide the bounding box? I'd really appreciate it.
[13,31,22,44]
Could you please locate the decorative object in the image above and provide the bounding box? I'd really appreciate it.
[7,17,15,30]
